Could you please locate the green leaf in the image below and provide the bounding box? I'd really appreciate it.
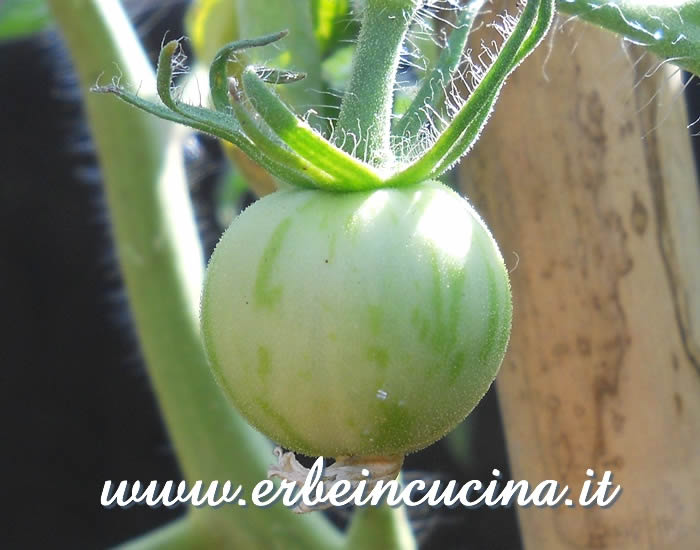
[0,0,52,41]
[557,0,700,76]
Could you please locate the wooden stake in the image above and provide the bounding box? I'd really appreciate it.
[459,18,700,549]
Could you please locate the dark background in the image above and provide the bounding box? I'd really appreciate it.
[2,2,698,548]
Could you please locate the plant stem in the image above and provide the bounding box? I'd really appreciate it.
[336,0,419,168]
[47,0,341,547]
[345,502,416,550]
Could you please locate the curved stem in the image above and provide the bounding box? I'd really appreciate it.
[208,37,338,189]
[234,0,323,110]
[208,30,290,112]
[48,0,342,548]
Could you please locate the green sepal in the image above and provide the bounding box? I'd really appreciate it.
[207,34,336,189]
[428,0,556,177]
[387,0,554,185]
[241,66,384,190]
[235,0,322,109]
[393,0,487,140]
[93,40,320,190]
[208,31,291,112]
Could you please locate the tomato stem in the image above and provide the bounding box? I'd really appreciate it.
[345,499,417,550]
[335,0,421,167]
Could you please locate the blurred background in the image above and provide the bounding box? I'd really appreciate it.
[1,1,698,548]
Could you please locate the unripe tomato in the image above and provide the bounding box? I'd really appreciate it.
[201,180,511,458]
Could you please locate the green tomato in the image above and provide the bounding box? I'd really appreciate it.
[201,180,511,458]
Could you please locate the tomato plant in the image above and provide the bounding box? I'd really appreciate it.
[99,0,545,432]
[88,0,550,491]
[21,0,699,547]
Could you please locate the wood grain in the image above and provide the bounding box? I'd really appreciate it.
[458,16,700,549]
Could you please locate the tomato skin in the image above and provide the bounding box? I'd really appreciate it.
[201,180,511,458]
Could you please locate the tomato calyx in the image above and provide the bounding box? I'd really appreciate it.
[93,0,554,192]
[269,448,404,513]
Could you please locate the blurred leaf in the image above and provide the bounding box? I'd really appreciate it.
[557,0,700,76]
[312,0,358,56]
[185,0,239,64]
[313,1,359,130]
[393,91,414,116]
[0,0,52,41]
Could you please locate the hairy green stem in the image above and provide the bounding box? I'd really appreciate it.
[336,0,420,167]
[557,0,700,77]
[48,0,341,547]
